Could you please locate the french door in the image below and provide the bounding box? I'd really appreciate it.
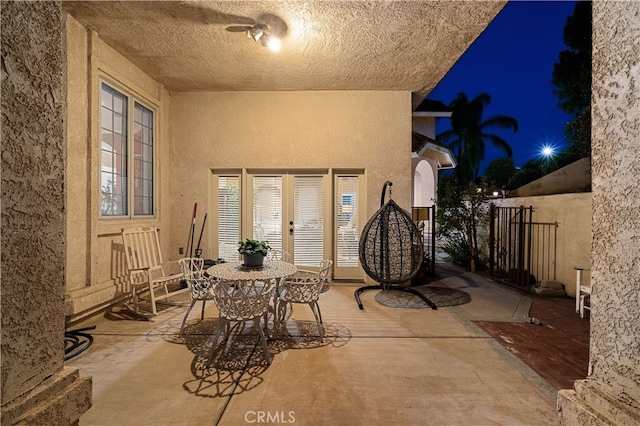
[213,170,365,278]
[248,173,329,268]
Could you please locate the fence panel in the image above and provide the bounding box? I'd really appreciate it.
[489,205,558,291]
[413,206,436,277]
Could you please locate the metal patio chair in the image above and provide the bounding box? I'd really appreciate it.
[208,279,275,366]
[276,260,333,340]
[178,258,215,336]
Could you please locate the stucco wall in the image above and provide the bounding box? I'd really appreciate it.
[168,91,413,276]
[1,0,67,402]
[492,193,592,298]
[412,157,437,207]
[65,14,90,295]
[558,1,640,424]
[510,157,591,197]
[413,116,436,139]
[64,14,413,311]
[589,0,640,411]
[64,14,173,315]
[1,1,91,422]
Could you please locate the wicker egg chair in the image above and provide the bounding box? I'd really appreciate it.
[355,181,437,310]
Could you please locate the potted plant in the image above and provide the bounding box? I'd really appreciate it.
[238,238,271,267]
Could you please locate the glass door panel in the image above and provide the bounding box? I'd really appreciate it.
[252,176,283,252]
[216,176,241,261]
[292,175,324,267]
[334,175,364,280]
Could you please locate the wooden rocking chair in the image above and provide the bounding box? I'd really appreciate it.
[121,226,188,315]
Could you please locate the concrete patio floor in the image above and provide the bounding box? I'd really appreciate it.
[67,266,560,426]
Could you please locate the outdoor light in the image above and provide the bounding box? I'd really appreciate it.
[267,36,281,52]
[541,145,554,157]
[246,23,281,52]
[247,23,268,41]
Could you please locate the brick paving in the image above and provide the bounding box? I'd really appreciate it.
[474,296,590,390]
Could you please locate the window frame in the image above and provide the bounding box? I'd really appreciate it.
[99,79,157,219]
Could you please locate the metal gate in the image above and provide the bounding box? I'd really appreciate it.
[413,206,436,277]
[489,205,558,291]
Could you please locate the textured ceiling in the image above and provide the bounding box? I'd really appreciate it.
[63,1,506,94]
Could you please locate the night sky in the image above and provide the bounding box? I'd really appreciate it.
[428,0,577,175]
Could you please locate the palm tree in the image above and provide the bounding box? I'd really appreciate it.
[437,93,518,183]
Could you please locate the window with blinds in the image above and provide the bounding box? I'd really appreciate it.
[100,84,128,216]
[293,176,324,267]
[336,176,360,267]
[100,81,155,218]
[133,102,154,215]
[252,176,283,251]
[217,176,240,261]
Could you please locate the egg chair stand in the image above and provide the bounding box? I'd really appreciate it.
[354,284,436,310]
[355,181,437,310]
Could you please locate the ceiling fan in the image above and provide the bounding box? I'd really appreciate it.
[226,14,287,52]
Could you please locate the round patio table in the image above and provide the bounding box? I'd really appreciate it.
[206,260,297,334]
[206,260,297,282]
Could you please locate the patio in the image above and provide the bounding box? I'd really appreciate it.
[66,260,588,425]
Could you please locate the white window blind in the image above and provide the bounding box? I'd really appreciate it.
[253,176,283,251]
[337,176,360,267]
[294,176,323,267]
[218,176,240,261]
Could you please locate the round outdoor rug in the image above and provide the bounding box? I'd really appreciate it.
[374,285,471,309]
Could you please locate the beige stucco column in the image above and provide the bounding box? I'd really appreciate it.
[557,1,640,424]
[1,1,91,423]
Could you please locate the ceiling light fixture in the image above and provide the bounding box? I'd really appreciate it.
[246,23,281,52]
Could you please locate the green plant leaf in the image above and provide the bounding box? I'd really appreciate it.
[237,238,271,255]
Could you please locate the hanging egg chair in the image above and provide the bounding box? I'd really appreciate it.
[355,181,436,310]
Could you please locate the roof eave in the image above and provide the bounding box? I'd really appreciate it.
[412,111,453,118]
[416,142,457,169]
